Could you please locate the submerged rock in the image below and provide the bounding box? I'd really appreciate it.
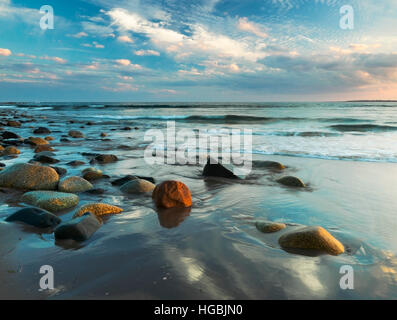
[58,176,93,193]
[50,166,67,176]
[111,175,155,186]
[3,146,20,155]
[34,145,54,153]
[94,154,118,164]
[73,203,123,218]
[33,127,51,134]
[152,180,192,209]
[278,226,345,256]
[55,212,101,242]
[253,161,285,170]
[26,136,49,146]
[255,221,286,233]
[85,188,105,195]
[6,120,21,127]
[45,136,55,141]
[120,179,155,194]
[68,130,84,138]
[0,163,59,190]
[67,160,85,167]
[21,191,79,213]
[1,131,21,139]
[6,207,61,228]
[33,154,59,164]
[277,176,306,188]
[82,167,103,181]
[203,157,238,179]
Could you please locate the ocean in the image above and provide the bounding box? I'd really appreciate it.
[1,101,397,299]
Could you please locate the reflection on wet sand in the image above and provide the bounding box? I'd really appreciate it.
[157,207,191,229]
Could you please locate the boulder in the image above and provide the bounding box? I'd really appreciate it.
[3,146,20,155]
[68,130,84,138]
[6,207,61,228]
[0,163,59,190]
[203,157,238,179]
[34,145,54,153]
[253,161,285,170]
[82,167,103,181]
[26,136,49,146]
[33,155,59,164]
[54,212,101,242]
[152,181,192,209]
[73,203,123,218]
[94,154,118,164]
[6,120,21,127]
[67,160,85,167]
[278,226,345,256]
[120,179,155,194]
[33,127,51,134]
[1,131,21,139]
[277,176,306,188]
[21,191,79,213]
[255,221,286,233]
[59,176,93,193]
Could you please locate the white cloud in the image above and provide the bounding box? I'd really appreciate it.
[134,49,160,56]
[115,59,131,66]
[237,18,268,38]
[0,48,12,56]
[72,32,89,38]
[117,35,134,43]
[40,56,67,64]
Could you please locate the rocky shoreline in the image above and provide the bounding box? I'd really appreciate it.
[0,108,345,256]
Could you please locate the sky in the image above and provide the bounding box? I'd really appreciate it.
[0,0,396,102]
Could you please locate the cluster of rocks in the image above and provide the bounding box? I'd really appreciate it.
[0,120,344,256]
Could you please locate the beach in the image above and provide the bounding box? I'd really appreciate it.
[1,102,397,299]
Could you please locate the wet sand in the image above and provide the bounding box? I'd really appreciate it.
[1,108,397,299]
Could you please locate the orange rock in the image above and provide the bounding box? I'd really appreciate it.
[152,181,192,208]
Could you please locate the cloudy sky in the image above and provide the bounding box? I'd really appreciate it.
[0,0,396,102]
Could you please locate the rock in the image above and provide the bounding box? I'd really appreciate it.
[1,131,21,139]
[111,175,155,186]
[2,139,23,146]
[59,176,93,193]
[3,146,20,155]
[67,160,85,167]
[68,130,84,138]
[73,203,123,218]
[0,163,59,190]
[100,132,107,137]
[33,155,59,164]
[21,191,79,213]
[94,154,118,164]
[60,138,70,142]
[0,162,5,167]
[6,207,61,228]
[120,179,155,194]
[50,166,67,176]
[82,167,103,181]
[278,226,345,256]
[6,120,21,127]
[26,136,49,146]
[85,188,105,195]
[277,176,306,188]
[34,145,54,153]
[54,212,101,242]
[33,127,51,134]
[152,181,192,209]
[45,136,55,141]
[203,157,238,179]
[0,145,3,153]
[255,221,286,233]
[253,161,285,170]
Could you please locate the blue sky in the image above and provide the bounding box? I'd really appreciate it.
[0,0,396,102]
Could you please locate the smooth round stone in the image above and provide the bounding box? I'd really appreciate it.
[152,181,192,209]
[21,191,79,213]
[120,179,155,194]
[3,146,20,155]
[68,130,84,138]
[58,176,93,193]
[0,163,59,190]
[6,207,61,228]
[255,221,286,233]
[82,168,103,181]
[34,145,54,153]
[277,176,306,188]
[55,212,101,242]
[73,203,123,218]
[278,226,345,256]
[94,154,118,163]
[27,137,49,145]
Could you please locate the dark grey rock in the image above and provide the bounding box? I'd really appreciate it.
[54,212,101,242]
[6,207,61,228]
[203,157,238,179]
